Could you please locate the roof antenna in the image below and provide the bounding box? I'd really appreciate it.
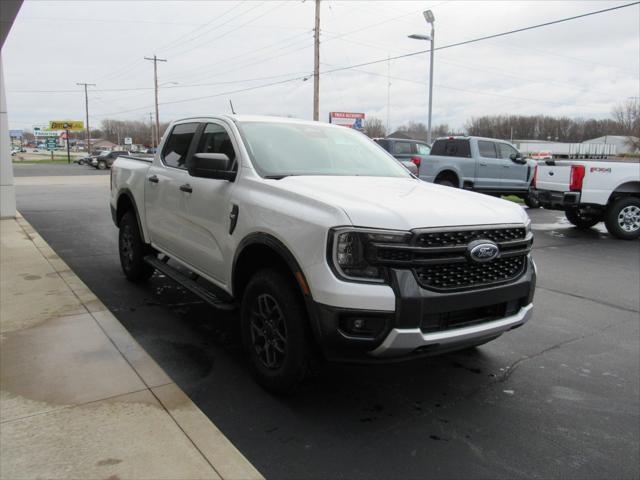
[229,99,236,114]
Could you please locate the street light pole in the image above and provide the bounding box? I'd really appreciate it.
[408,10,435,144]
[426,15,435,145]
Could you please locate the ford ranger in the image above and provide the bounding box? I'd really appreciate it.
[536,158,640,239]
[110,116,536,393]
[421,136,539,207]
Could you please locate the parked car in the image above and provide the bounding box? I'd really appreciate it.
[536,158,640,239]
[373,137,430,175]
[421,136,539,207]
[110,115,536,393]
[93,150,131,169]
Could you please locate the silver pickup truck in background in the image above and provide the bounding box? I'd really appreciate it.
[420,136,539,207]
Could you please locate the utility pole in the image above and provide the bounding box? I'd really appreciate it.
[76,82,95,154]
[144,55,167,146]
[386,54,391,134]
[149,112,155,149]
[313,0,320,121]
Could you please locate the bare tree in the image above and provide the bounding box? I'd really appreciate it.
[612,99,640,151]
[363,117,387,138]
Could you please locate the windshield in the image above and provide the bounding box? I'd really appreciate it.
[238,121,410,178]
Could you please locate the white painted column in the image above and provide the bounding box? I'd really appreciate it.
[0,51,16,218]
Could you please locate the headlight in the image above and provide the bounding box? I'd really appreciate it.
[524,218,532,235]
[329,227,411,283]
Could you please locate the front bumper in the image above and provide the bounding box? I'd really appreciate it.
[371,303,532,357]
[307,256,536,362]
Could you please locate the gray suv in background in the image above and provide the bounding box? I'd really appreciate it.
[420,136,539,207]
[373,137,431,175]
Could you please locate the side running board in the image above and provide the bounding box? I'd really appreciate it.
[144,255,235,311]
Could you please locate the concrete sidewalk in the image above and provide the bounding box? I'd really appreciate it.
[0,214,262,480]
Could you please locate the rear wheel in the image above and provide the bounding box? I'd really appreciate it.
[241,269,312,394]
[119,211,154,282]
[604,197,640,240]
[435,176,457,188]
[524,190,540,209]
[565,208,601,229]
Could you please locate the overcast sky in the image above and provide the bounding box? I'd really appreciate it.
[2,0,639,132]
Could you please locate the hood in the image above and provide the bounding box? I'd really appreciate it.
[272,176,528,230]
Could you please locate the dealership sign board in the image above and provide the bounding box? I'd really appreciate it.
[9,129,23,138]
[329,112,365,129]
[34,130,59,137]
[48,120,84,131]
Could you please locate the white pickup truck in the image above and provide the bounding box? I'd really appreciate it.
[110,115,536,393]
[536,158,640,239]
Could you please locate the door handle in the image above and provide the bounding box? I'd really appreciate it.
[148,175,159,183]
[479,162,488,166]
[179,183,193,193]
[502,165,510,168]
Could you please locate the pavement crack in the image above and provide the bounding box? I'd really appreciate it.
[537,286,639,314]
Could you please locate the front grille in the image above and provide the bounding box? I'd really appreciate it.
[415,255,526,290]
[415,227,526,247]
[367,225,532,292]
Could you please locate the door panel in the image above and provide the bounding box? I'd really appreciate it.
[498,143,528,190]
[175,122,239,284]
[474,140,502,189]
[145,122,199,258]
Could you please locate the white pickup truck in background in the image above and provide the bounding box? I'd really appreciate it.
[536,158,640,239]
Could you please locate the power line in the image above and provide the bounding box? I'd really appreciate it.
[86,2,638,118]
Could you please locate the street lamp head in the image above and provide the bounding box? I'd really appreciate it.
[424,10,435,23]
[408,34,431,41]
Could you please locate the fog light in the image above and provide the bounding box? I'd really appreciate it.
[339,315,388,338]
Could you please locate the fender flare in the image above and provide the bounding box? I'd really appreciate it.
[114,188,147,243]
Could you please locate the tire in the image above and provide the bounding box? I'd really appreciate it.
[524,190,540,209]
[240,269,312,394]
[118,211,154,282]
[565,208,601,229]
[78,159,85,165]
[604,197,640,240]
[97,160,107,170]
[435,177,457,188]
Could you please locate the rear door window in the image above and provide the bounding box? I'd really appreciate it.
[374,139,390,152]
[478,141,498,158]
[430,139,471,157]
[393,141,414,155]
[161,123,199,169]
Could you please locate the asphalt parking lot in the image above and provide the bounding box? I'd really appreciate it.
[14,165,639,480]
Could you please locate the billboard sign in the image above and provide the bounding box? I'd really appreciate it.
[48,120,84,131]
[329,112,365,129]
[9,129,23,138]
[124,137,133,145]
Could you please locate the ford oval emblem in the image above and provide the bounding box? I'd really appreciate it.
[468,240,500,263]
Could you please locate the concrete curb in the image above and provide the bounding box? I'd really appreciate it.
[1,214,263,480]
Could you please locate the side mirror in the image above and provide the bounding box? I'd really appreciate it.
[509,153,526,164]
[188,153,235,180]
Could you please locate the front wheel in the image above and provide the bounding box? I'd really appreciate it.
[97,160,107,170]
[565,208,601,229]
[604,197,640,240]
[119,211,154,282]
[241,269,313,394]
